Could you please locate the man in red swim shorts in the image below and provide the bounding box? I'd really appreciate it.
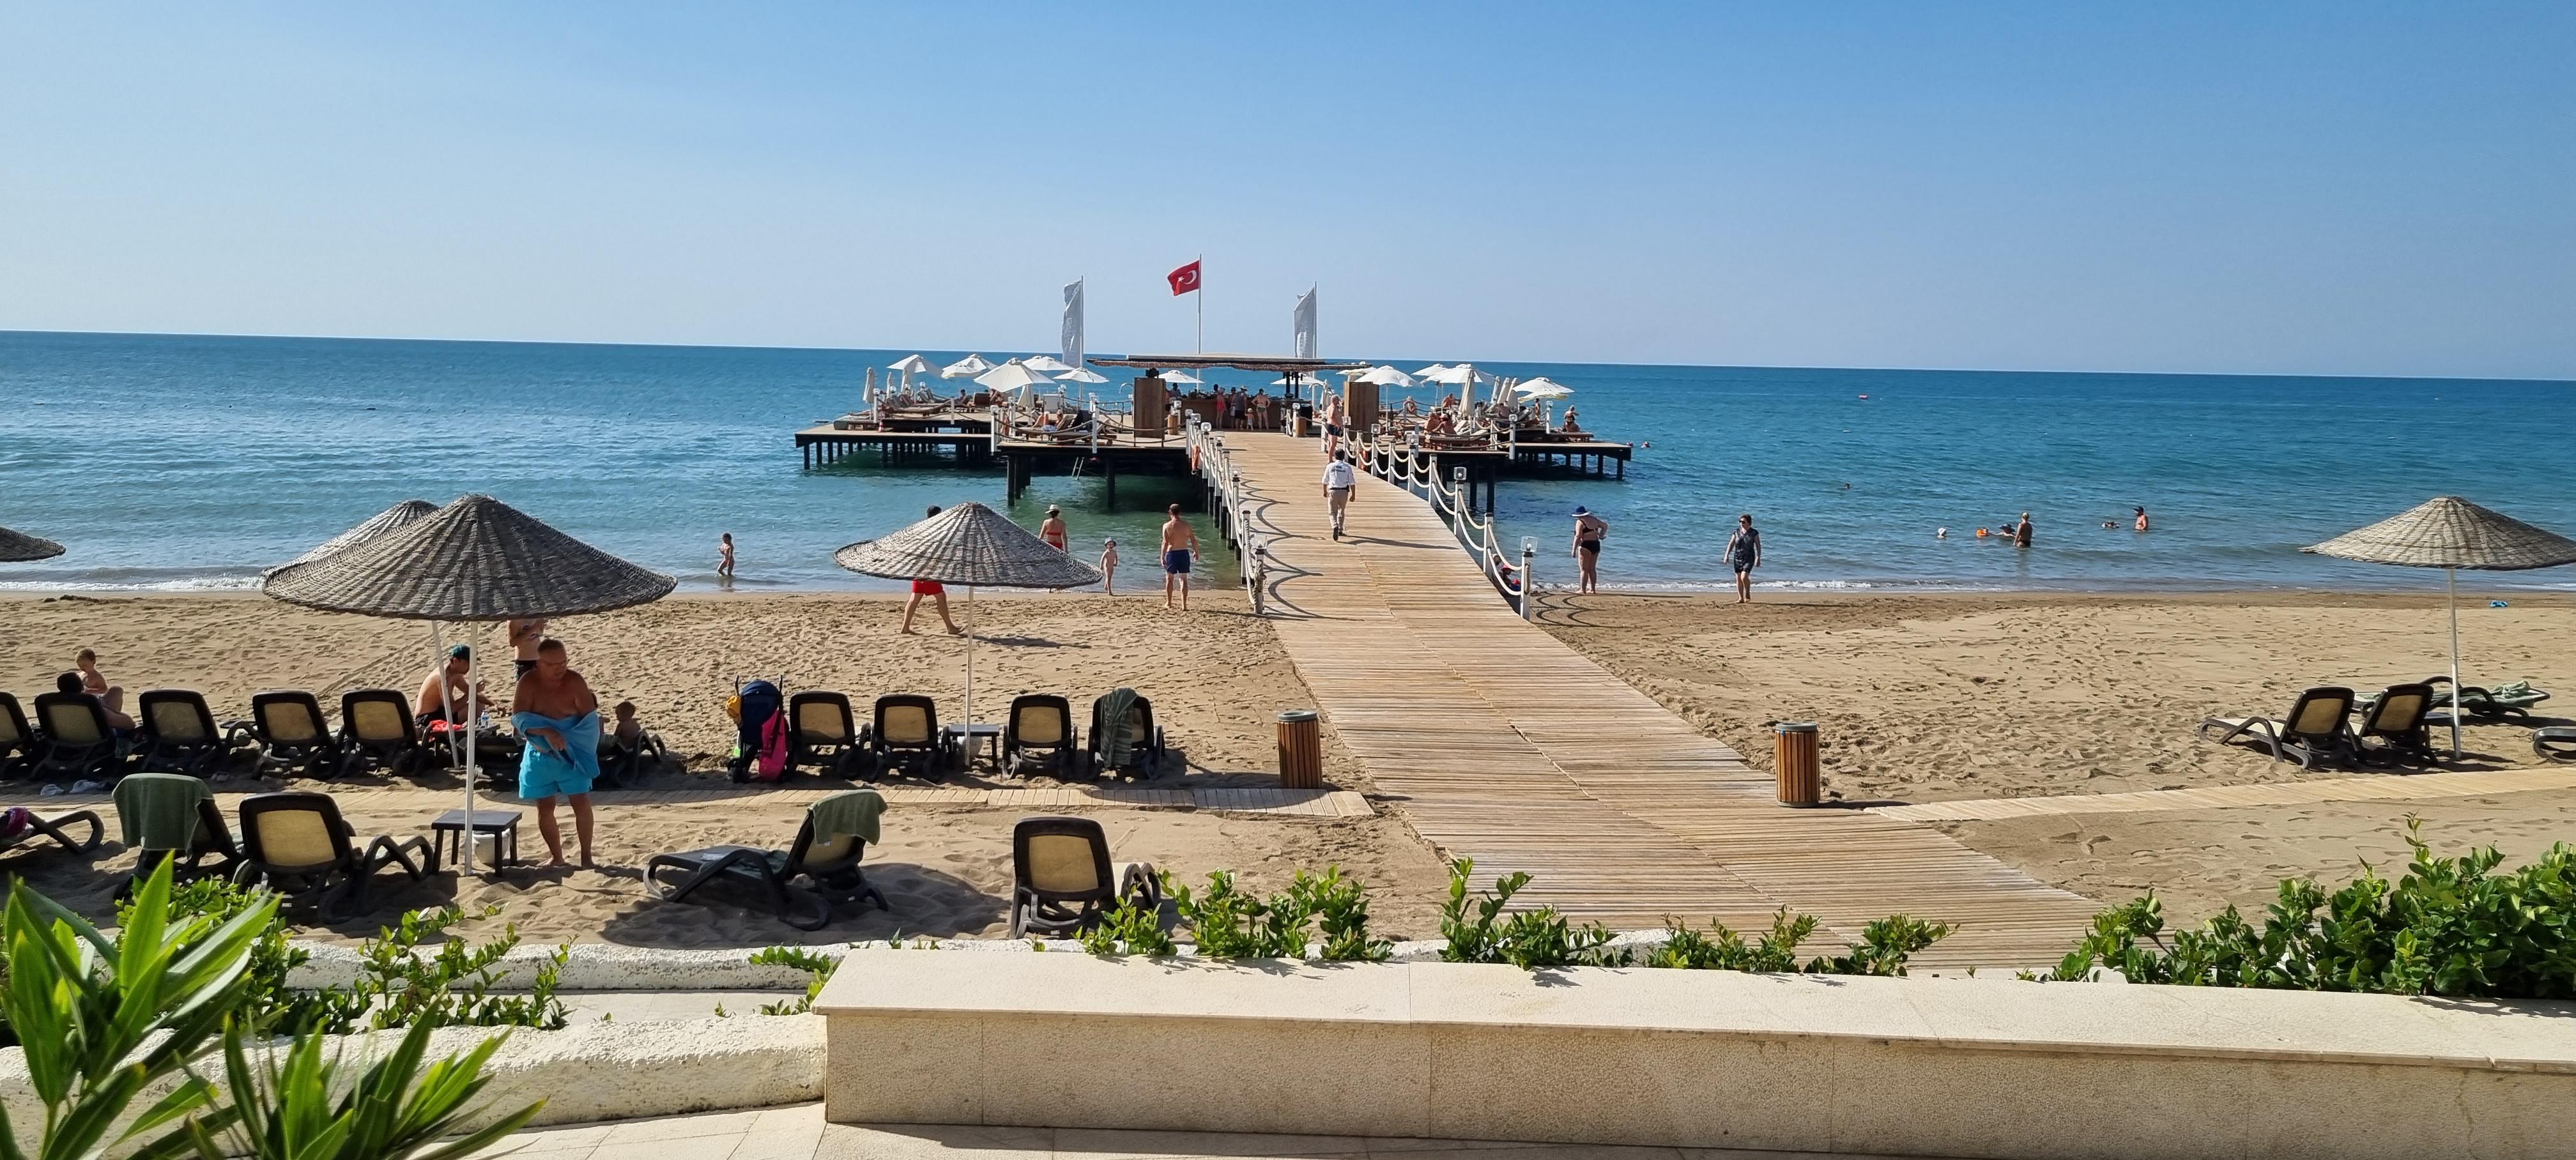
[900,505,963,636]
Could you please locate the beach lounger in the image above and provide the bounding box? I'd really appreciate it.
[247,691,342,779]
[232,791,433,922]
[31,691,129,783]
[647,790,890,930]
[2537,728,2576,763]
[787,691,864,779]
[337,689,423,778]
[0,805,104,862]
[2352,683,2438,769]
[2199,686,2357,770]
[135,689,256,779]
[2425,676,2551,722]
[1086,689,1169,779]
[868,694,952,779]
[1003,694,1078,780]
[112,770,240,890]
[0,692,36,780]
[1007,816,1163,938]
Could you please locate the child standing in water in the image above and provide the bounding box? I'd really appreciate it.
[1099,538,1119,595]
[717,533,735,580]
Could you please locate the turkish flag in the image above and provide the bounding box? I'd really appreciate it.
[1167,261,1202,296]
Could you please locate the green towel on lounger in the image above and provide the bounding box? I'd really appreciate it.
[1096,687,1140,768]
[113,772,212,850]
[808,789,884,845]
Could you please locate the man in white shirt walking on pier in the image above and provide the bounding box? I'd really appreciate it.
[1322,452,1358,540]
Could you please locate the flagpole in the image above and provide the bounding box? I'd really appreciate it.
[1195,254,1204,353]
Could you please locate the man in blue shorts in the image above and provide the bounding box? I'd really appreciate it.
[511,638,601,867]
[1160,503,1200,611]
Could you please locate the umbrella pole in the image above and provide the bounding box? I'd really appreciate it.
[2448,566,2462,760]
[965,586,976,728]
[464,647,479,876]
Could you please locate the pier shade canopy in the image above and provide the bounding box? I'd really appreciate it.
[262,494,677,621]
[0,526,66,563]
[2304,496,2576,758]
[273,499,439,572]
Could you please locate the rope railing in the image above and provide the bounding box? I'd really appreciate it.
[1349,441,1534,616]
[1184,418,1269,615]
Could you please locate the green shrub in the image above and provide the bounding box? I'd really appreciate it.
[2039,821,2576,998]
[748,946,839,1015]
[188,1016,540,1160]
[1439,859,1624,968]
[1076,889,1177,957]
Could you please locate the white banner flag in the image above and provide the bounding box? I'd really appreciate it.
[1061,279,1085,375]
[1291,285,1317,359]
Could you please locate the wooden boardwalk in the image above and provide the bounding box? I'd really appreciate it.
[1225,433,2103,968]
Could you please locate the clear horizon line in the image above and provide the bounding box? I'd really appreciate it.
[5,326,2568,387]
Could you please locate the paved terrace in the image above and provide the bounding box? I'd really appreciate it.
[1222,432,2101,969]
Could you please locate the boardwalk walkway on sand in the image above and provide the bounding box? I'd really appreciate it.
[1222,433,2103,968]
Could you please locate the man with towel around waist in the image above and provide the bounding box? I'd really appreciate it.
[512,637,601,868]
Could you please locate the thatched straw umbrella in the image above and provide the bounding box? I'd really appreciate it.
[264,494,675,871]
[0,526,66,563]
[834,502,1100,729]
[272,499,440,572]
[2306,496,2576,757]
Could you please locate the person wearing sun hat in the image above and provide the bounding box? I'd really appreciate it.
[1572,506,1609,594]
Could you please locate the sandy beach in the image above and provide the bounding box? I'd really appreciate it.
[1544,590,2576,802]
[2,591,1457,942]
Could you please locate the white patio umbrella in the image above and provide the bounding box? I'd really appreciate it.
[976,361,1060,394]
[1358,365,1414,388]
[1412,363,1450,379]
[889,354,935,390]
[1515,378,1572,400]
[2304,496,2576,758]
[1054,367,1110,385]
[1021,355,1075,372]
[1162,371,1204,385]
[834,503,1101,733]
[941,353,995,379]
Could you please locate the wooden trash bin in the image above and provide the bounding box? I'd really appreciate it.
[1774,721,1820,807]
[1276,710,1322,790]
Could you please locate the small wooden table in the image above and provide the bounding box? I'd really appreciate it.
[431,808,523,870]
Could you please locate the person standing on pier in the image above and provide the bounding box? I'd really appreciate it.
[1572,506,1608,594]
[1161,504,1199,611]
[901,505,963,635]
[1040,505,1068,553]
[1724,514,1763,604]
[1322,452,1357,540]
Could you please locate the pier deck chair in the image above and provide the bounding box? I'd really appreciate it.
[31,691,128,783]
[647,790,890,931]
[233,791,433,922]
[0,692,36,780]
[1006,815,1163,938]
[2538,728,2576,764]
[787,691,863,779]
[136,689,256,779]
[337,689,422,778]
[2200,686,2357,770]
[113,771,240,893]
[0,805,104,862]
[2352,683,2439,769]
[248,691,342,779]
[1003,694,1078,780]
[868,694,951,780]
[1086,690,1169,779]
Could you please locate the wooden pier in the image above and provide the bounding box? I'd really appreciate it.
[795,421,1193,507]
[1216,431,2101,970]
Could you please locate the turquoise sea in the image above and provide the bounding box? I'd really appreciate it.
[3,330,2571,595]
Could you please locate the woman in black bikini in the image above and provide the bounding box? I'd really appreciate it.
[1571,506,1607,594]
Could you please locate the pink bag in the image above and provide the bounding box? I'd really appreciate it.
[755,710,789,781]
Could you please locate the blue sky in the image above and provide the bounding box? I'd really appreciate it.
[3,3,2569,378]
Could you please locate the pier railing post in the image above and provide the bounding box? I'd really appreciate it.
[1521,537,1537,620]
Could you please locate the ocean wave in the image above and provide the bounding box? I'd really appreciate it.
[0,575,261,593]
